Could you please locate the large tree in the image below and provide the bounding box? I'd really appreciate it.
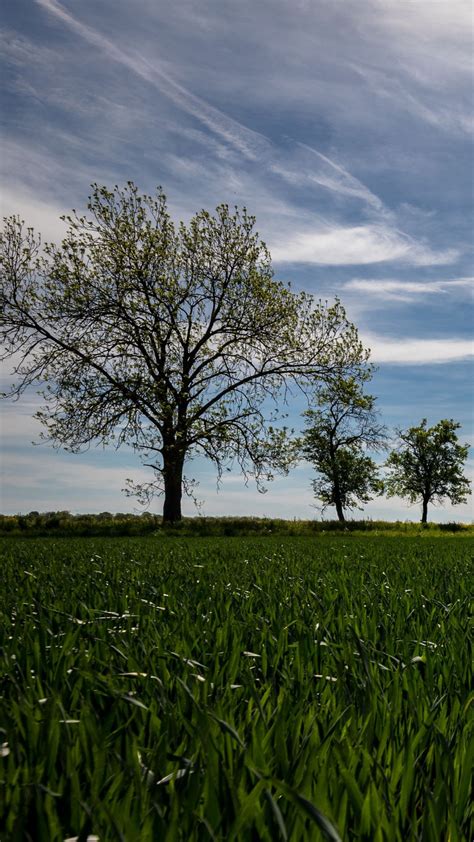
[385,419,470,523]
[1,183,367,522]
[300,373,386,521]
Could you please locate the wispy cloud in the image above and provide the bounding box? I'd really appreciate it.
[0,451,152,512]
[346,276,473,301]
[30,0,462,272]
[0,185,68,242]
[271,225,459,266]
[35,0,269,161]
[38,0,377,200]
[351,62,473,137]
[363,334,473,365]
[271,142,385,212]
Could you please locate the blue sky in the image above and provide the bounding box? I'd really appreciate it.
[1,0,473,521]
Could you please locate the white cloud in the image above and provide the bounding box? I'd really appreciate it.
[362,333,473,364]
[0,186,68,243]
[0,450,152,512]
[0,403,43,441]
[271,225,458,266]
[353,489,473,524]
[368,0,473,79]
[346,276,474,300]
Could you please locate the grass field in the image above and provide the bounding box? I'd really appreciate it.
[1,535,472,841]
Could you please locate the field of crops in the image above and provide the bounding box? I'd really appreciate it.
[1,535,472,841]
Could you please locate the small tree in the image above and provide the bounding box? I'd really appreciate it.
[385,419,471,523]
[0,183,367,522]
[300,373,386,521]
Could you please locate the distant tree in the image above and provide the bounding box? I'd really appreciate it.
[300,373,386,521]
[0,183,367,523]
[385,419,471,523]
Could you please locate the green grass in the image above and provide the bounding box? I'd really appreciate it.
[1,535,473,840]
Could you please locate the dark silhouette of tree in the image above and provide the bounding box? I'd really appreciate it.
[385,419,470,523]
[300,372,386,521]
[1,183,367,522]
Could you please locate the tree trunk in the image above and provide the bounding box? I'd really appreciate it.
[333,470,345,522]
[334,496,345,523]
[421,497,429,524]
[331,453,345,523]
[162,451,185,523]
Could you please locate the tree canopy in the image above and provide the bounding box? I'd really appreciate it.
[385,418,470,523]
[300,373,386,521]
[0,183,367,521]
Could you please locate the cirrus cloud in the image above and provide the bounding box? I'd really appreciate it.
[345,276,473,300]
[362,334,473,365]
[270,225,459,266]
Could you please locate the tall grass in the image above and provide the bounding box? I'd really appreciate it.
[1,536,472,840]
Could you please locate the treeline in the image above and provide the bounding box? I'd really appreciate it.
[0,512,159,537]
[0,512,471,538]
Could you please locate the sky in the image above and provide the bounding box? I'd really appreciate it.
[1,0,473,521]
